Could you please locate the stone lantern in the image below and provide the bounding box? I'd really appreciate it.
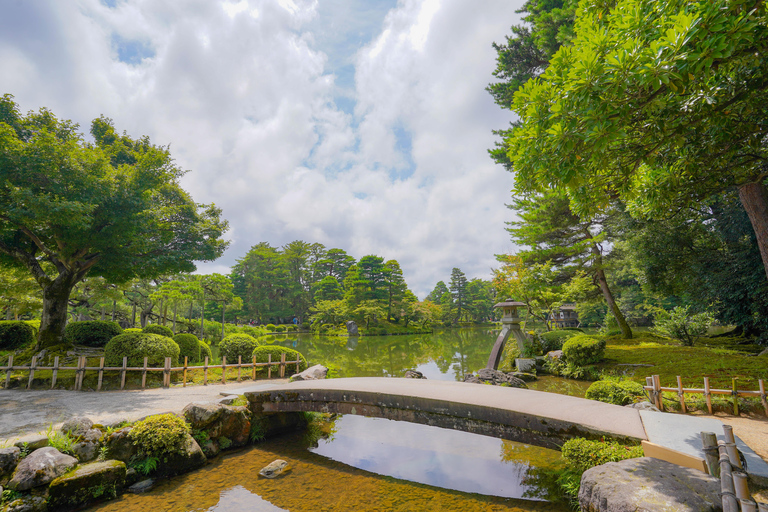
[486,299,529,370]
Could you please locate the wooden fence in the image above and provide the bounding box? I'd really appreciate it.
[1,353,302,391]
[644,375,768,416]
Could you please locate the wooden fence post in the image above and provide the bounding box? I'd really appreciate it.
[163,357,171,388]
[75,357,85,391]
[267,354,272,379]
[252,355,256,381]
[183,357,188,387]
[26,356,37,390]
[731,378,739,416]
[203,356,209,386]
[97,357,105,391]
[280,352,286,378]
[653,375,663,411]
[221,356,227,385]
[718,441,739,512]
[701,432,719,478]
[3,355,11,389]
[295,354,300,374]
[760,379,768,416]
[704,377,712,414]
[141,357,148,389]
[120,357,127,390]
[237,356,242,382]
[51,356,59,389]
[677,376,686,413]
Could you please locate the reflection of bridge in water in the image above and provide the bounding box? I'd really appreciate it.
[245,377,647,450]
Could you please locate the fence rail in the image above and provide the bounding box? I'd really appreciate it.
[644,375,768,416]
[1,353,301,391]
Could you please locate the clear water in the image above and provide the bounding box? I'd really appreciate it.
[88,328,579,511]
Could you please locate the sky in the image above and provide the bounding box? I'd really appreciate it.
[0,0,523,299]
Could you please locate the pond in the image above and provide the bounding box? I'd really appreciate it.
[90,328,584,512]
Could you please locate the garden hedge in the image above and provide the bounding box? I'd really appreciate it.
[219,333,260,362]
[143,324,174,338]
[585,380,646,406]
[63,321,123,347]
[104,332,180,367]
[561,438,644,473]
[173,333,201,363]
[199,340,212,362]
[539,329,580,352]
[0,321,36,350]
[562,334,606,366]
[252,345,307,373]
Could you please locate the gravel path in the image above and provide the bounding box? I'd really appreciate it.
[703,414,768,462]
[0,380,287,441]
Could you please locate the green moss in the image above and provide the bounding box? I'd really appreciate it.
[128,413,190,458]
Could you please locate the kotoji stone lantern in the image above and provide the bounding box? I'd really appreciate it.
[486,299,529,370]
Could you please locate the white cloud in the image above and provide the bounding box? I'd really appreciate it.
[0,0,523,299]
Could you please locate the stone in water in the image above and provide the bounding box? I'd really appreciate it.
[259,459,290,479]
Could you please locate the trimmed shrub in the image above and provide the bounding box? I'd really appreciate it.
[128,413,190,457]
[539,329,579,352]
[275,325,286,332]
[219,333,260,362]
[173,334,201,363]
[0,321,37,350]
[252,345,308,374]
[104,333,180,366]
[585,380,645,406]
[63,321,123,347]
[124,328,143,333]
[143,324,174,338]
[199,340,212,362]
[561,438,644,473]
[265,324,276,332]
[562,334,606,366]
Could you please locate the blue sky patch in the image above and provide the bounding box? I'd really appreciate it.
[111,34,154,65]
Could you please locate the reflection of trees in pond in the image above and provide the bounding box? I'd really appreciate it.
[500,440,567,503]
[272,328,502,380]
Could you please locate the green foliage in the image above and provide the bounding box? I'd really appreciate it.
[46,424,75,455]
[561,438,644,474]
[585,380,645,406]
[539,329,579,352]
[173,333,201,363]
[0,320,36,350]
[104,332,180,366]
[249,416,268,443]
[265,324,276,332]
[252,345,308,373]
[128,413,190,458]
[562,335,606,366]
[275,325,286,332]
[199,340,212,362]
[219,333,260,362]
[653,306,715,347]
[218,437,232,450]
[63,321,123,347]
[1,489,22,505]
[130,456,159,476]
[143,324,174,338]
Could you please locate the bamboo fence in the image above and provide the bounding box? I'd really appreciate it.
[644,375,768,416]
[1,352,301,391]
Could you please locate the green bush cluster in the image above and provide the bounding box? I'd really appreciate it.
[143,324,174,338]
[265,324,276,332]
[104,332,180,366]
[0,321,37,350]
[253,345,308,373]
[562,334,606,366]
[275,325,286,332]
[128,413,190,457]
[539,329,579,352]
[173,334,201,363]
[585,380,646,406]
[561,438,644,473]
[63,321,123,347]
[199,340,212,362]
[219,333,260,362]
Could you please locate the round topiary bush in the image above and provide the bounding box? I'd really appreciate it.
[63,321,123,347]
[562,334,606,366]
[0,321,37,350]
[173,333,201,363]
[143,324,174,338]
[199,340,212,362]
[585,381,633,405]
[275,325,286,332]
[219,333,260,362]
[265,324,276,332]
[252,345,308,374]
[539,329,579,352]
[104,332,180,367]
[128,413,190,458]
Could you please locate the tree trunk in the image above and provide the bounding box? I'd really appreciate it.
[738,182,768,281]
[37,271,81,349]
[587,234,633,339]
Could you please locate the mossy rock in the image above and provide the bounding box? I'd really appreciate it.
[47,460,126,509]
[104,333,180,367]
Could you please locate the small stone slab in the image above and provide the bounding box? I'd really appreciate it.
[290,364,328,382]
[13,434,48,451]
[48,460,126,509]
[61,417,93,438]
[579,457,720,512]
[7,447,78,491]
[128,478,155,493]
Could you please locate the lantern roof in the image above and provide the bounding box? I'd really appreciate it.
[493,299,526,308]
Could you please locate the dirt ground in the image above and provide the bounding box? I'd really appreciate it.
[692,412,768,462]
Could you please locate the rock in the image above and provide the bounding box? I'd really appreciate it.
[403,370,426,379]
[60,417,93,439]
[104,427,135,463]
[625,401,660,412]
[7,447,78,491]
[579,457,721,512]
[259,459,290,478]
[128,478,154,493]
[759,347,768,356]
[346,321,358,336]
[214,406,251,448]
[515,358,536,373]
[183,403,225,430]
[72,440,100,463]
[125,467,140,487]
[0,496,47,512]
[153,434,206,478]
[464,368,527,388]
[14,435,48,452]
[290,364,328,382]
[0,447,21,483]
[201,440,220,459]
[508,372,537,382]
[218,396,237,405]
[47,460,126,510]
[546,350,564,360]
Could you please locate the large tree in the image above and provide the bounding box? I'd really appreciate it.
[503,0,768,279]
[0,96,228,348]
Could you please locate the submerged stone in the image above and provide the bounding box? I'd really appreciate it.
[259,459,290,479]
[127,478,154,493]
[47,460,126,510]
